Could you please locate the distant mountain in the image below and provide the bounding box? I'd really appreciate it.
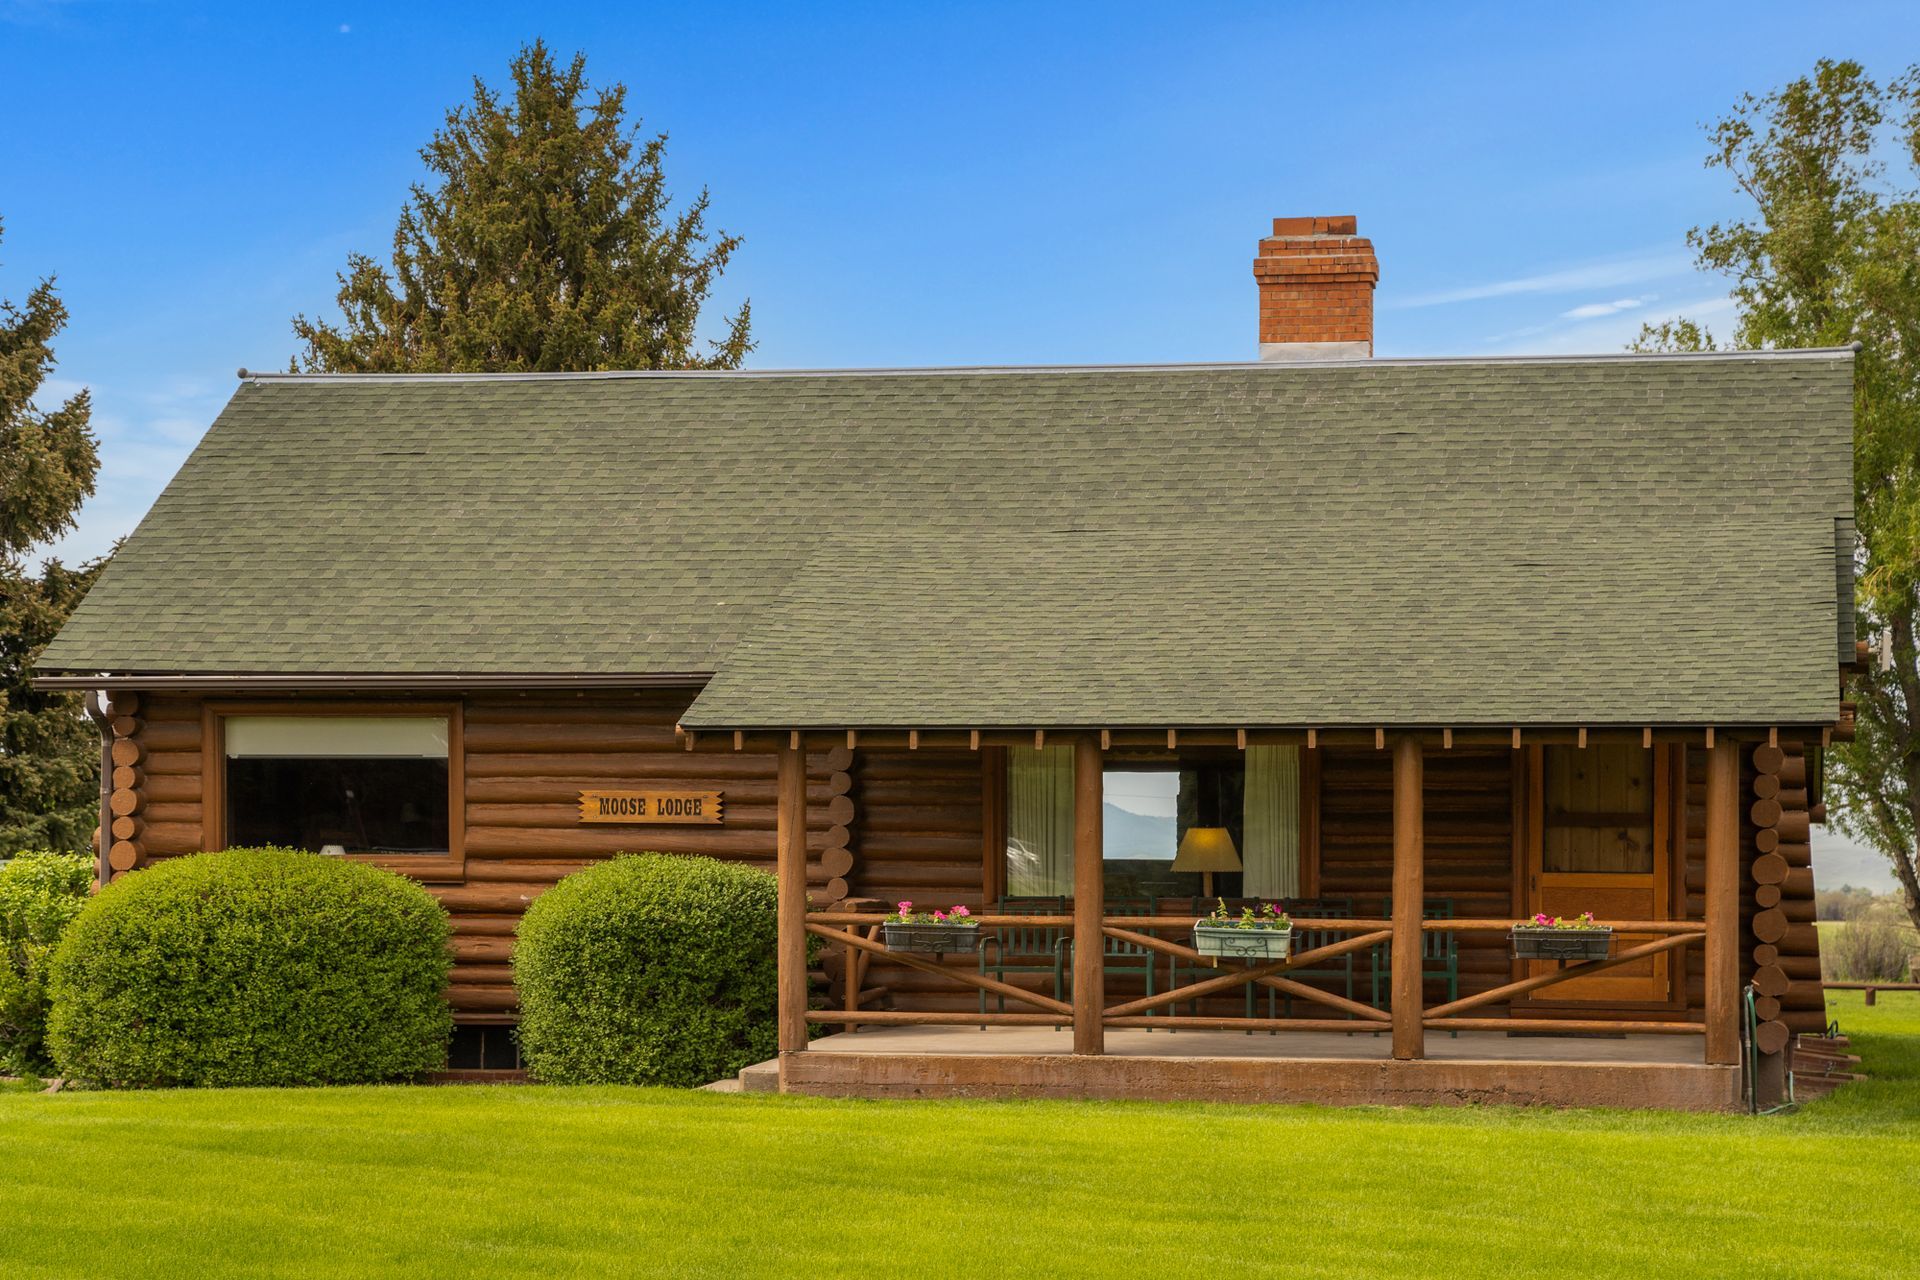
[1104,803,1175,860]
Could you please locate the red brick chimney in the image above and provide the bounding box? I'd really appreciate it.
[1253,215,1379,360]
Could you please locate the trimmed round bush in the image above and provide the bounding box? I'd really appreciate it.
[515,853,777,1085]
[48,848,451,1086]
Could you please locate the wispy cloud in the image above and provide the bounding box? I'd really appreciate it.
[1561,295,1652,319]
[1391,250,1695,309]
[1483,294,1737,356]
[34,373,227,568]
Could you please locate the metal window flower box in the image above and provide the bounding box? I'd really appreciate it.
[1192,924,1293,961]
[882,923,981,954]
[1510,925,1613,961]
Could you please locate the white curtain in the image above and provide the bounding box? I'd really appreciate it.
[1006,744,1074,897]
[1242,745,1300,898]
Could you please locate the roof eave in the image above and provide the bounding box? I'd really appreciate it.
[29,671,715,693]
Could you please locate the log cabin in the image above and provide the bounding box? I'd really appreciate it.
[36,215,1857,1107]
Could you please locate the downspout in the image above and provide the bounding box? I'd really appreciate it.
[82,689,112,887]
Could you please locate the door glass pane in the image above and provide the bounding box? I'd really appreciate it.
[1542,744,1653,874]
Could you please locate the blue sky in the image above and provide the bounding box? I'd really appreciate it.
[5,1,1910,889]
[4,2,1915,563]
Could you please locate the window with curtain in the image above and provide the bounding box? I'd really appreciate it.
[225,715,450,854]
[1241,745,1301,898]
[1002,745,1304,901]
[1006,744,1075,896]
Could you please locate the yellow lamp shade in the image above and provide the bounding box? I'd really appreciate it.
[1171,827,1241,873]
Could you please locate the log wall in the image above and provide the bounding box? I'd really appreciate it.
[103,694,1820,1034]
[1317,748,1514,1002]
[109,689,852,1022]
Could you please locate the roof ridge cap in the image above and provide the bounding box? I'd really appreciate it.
[238,347,1859,385]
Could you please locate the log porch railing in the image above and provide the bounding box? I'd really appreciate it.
[774,734,1746,1069]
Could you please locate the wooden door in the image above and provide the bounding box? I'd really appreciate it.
[1521,743,1673,1005]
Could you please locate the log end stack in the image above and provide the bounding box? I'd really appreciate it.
[1749,741,1825,1074]
[104,692,144,882]
[816,743,856,906]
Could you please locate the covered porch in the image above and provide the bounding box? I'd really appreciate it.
[751,729,1759,1110]
[677,501,1844,1109]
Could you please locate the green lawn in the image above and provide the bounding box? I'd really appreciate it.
[1,998,1915,1280]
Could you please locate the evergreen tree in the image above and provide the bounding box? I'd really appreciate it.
[1636,61,1920,932]
[0,216,102,854]
[292,40,751,373]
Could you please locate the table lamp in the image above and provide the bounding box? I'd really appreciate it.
[1171,826,1241,898]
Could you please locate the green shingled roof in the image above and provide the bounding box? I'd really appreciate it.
[684,516,1841,728]
[40,352,1855,726]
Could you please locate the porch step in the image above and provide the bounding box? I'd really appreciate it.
[1792,1033,1865,1101]
[1793,1071,1861,1101]
[737,1058,781,1093]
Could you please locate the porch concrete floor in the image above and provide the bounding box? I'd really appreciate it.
[808,1024,1705,1065]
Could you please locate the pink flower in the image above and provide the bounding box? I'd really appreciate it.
[933,910,948,923]
[1533,913,1553,927]
[952,905,972,918]
[898,901,913,915]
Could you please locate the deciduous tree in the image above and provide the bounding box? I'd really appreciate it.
[1637,60,1920,932]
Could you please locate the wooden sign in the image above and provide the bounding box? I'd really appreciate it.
[578,790,724,825]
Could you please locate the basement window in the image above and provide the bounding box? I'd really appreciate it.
[224,715,452,856]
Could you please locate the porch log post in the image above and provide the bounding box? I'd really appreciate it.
[1073,732,1104,1055]
[1705,737,1740,1066]
[1391,733,1424,1060]
[776,742,810,1056]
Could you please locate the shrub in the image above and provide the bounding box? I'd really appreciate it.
[515,853,778,1086]
[1816,884,1877,922]
[0,851,94,1074]
[1823,902,1915,982]
[48,848,451,1086]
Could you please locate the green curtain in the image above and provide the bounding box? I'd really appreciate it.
[1007,744,1074,896]
[1242,745,1300,898]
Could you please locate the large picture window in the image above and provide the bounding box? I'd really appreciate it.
[223,715,452,856]
[1002,745,1304,901]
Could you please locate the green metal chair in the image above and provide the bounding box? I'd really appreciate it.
[1063,900,1160,1028]
[1271,897,1358,1024]
[1370,897,1459,1036]
[1153,894,1207,1032]
[978,896,1067,1027]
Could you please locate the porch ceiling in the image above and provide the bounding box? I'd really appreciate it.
[681,513,1843,730]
